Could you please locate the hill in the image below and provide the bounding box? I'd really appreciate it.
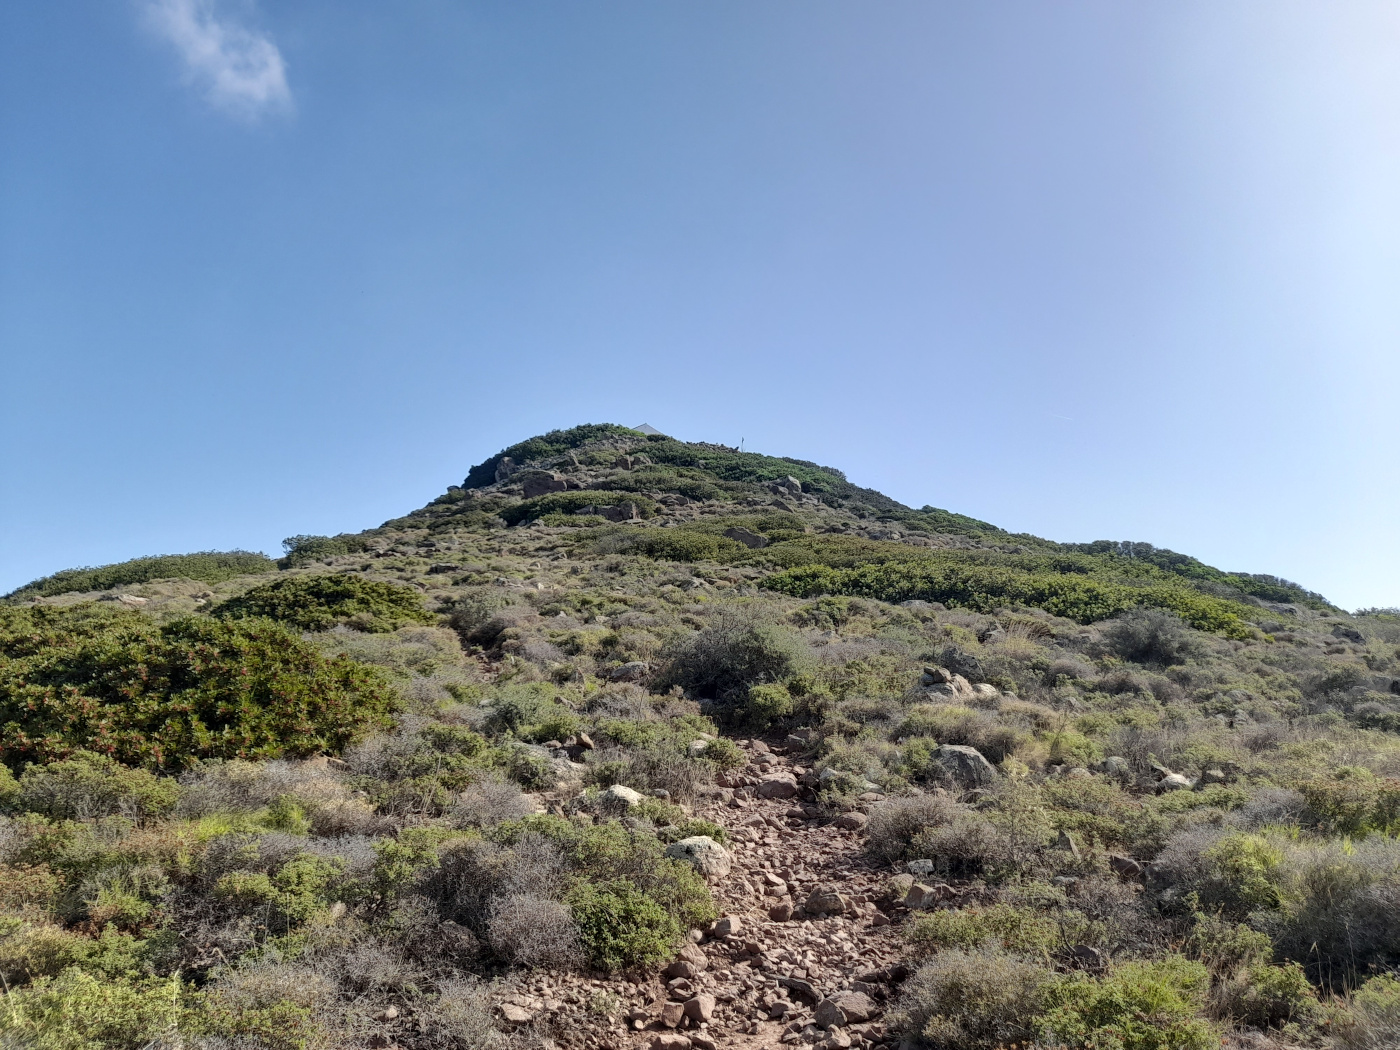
[1,423,1398,1050]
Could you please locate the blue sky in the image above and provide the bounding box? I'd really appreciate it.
[2,2,1398,609]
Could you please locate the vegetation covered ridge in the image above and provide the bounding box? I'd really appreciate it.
[0,422,1396,1050]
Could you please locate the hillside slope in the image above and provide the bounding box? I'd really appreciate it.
[1,424,1398,1050]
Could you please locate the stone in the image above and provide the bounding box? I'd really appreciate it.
[683,994,716,1022]
[521,472,569,498]
[687,739,711,758]
[904,882,955,909]
[723,526,769,549]
[691,1037,717,1050]
[660,1001,686,1027]
[665,836,733,877]
[1109,853,1144,877]
[494,456,517,482]
[906,859,935,876]
[650,1034,691,1050]
[1102,756,1131,777]
[601,784,645,808]
[834,811,869,832]
[374,1006,400,1021]
[712,914,743,938]
[769,901,794,921]
[499,1004,534,1024]
[826,992,877,1023]
[814,998,848,1028]
[920,666,953,686]
[1200,768,1228,785]
[823,1029,853,1049]
[757,776,799,799]
[805,887,849,915]
[883,873,915,901]
[664,943,709,978]
[599,502,642,522]
[1053,830,1081,858]
[116,594,149,606]
[608,661,651,682]
[931,744,998,787]
[1157,773,1194,792]
[780,977,819,1001]
[576,732,595,750]
[769,999,797,1019]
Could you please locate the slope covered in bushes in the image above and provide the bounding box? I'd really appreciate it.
[2,423,1397,1050]
[4,551,276,601]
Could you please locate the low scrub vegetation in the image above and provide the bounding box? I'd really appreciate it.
[4,551,276,601]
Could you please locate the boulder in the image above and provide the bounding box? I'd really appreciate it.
[805,886,849,915]
[712,915,743,938]
[825,991,877,1023]
[814,998,848,1029]
[904,882,955,909]
[683,994,716,1022]
[649,1036,691,1050]
[665,836,732,877]
[1053,830,1081,859]
[768,901,794,921]
[1109,853,1144,878]
[932,744,999,788]
[659,1002,685,1027]
[520,472,569,498]
[722,526,769,549]
[834,811,869,832]
[498,1004,533,1024]
[1102,756,1131,777]
[608,660,651,682]
[906,859,935,876]
[757,775,799,799]
[601,784,645,808]
[1157,773,1194,792]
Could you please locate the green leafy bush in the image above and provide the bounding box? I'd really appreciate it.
[4,551,275,601]
[213,573,435,633]
[1039,956,1218,1050]
[500,491,657,526]
[906,904,1062,958]
[279,533,372,567]
[0,604,397,770]
[11,752,179,821]
[1345,974,1400,1049]
[566,878,681,972]
[462,423,642,488]
[656,607,810,702]
[893,947,1055,1050]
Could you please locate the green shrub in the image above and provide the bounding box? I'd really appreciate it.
[5,551,275,601]
[698,737,745,770]
[213,573,435,633]
[0,604,397,770]
[906,904,1062,958]
[566,879,681,972]
[625,530,746,563]
[764,559,1254,637]
[656,607,810,702]
[11,752,179,821]
[1215,961,1318,1030]
[0,969,192,1050]
[279,533,372,567]
[893,947,1056,1050]
[736,683,794,730]
[1039,956,1218,1050]
[1345,974,1400,1049]
[1202,833,1285,913]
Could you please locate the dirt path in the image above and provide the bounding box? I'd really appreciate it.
[490,738,909,1050]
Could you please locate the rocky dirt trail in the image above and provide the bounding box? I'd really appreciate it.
[488,737,915,1050]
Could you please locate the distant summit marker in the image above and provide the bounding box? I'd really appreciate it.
[634,423,663,436]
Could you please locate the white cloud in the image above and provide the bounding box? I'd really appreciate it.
[143,0,291,119]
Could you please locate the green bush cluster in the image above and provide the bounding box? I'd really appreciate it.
[213,573,436,633]
[0,604,397,770]
[500,490,658,526]
[765,560,1254,637]
[462,423,642,488]
[4,551,276,601]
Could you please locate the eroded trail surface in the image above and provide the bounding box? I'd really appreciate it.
[488,738,911,1050]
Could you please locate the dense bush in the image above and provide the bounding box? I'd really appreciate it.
[765,560,1254,636]
[893,947,1054,1050]
[462,423,642,488]
[656,607,810,703]
[1038,956,1218,1050]
[4,551,276,601]
[214,573,436,633]
[499,491,657,526]
[280,533,373,567]
[0,604,397,770]
[1104,608,1199,665]
[566,879,681,972]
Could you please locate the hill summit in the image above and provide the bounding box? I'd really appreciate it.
[2,423,1399,1050]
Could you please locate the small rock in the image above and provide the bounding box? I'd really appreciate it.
[826,992,877,1023]
[723,526,769,549]
[650,1035,692,1050]
[1053,830,1081,858]
[601,784,645,808]
[712,914,743,938]
[1200,767,1228,785]
[499,1004,534,1024]
[1102,756,1130,776]
[814,999,848,1029]
[664,943,709,978]
[1157,773,1194,792]
[805,887,849,915]
[660,1001,686,1027]
[769,901,794,921]
[683,994,716,1022]
[1109,854,1144,878]
[906,859,935,876]
[608,661,651,682]
[757,776,800,799]
[374,1006,399,1022]
[576,732,595,750]
[904,882,955,909]
[665,837,733,877]
[834,812,869,832]
[931,744,998,787]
